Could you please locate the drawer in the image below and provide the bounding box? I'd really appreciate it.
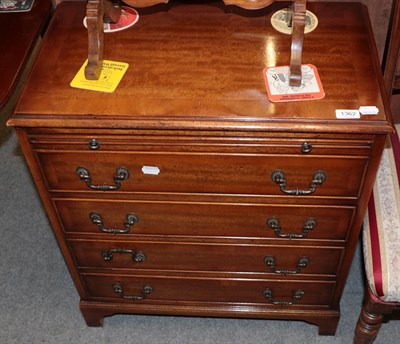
[70,239,343,276]
[37,151,368,197]
[82,273,335,306]
[29,131,373,156]
[55,199,355,241]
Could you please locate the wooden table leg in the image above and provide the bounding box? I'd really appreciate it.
[85,0,105,80]
[84,0,122,80]
[84,0,306,83]
[289,0,306,87]
[104,0,122,23]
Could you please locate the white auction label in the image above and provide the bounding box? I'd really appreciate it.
[335,109,360,119]
[359,106,379,115]
[142,166,160,175]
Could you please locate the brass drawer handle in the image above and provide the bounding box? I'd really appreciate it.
[263,288,304,305]
[112,283,153,301]
[267,217,317,239]
[271,170,326,195]
[89,212,138,234]
[264,256,310,275]
[76,166,129,191]
[101,248,146,263]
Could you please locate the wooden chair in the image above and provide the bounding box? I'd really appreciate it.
[0,0,52,110]
[84,0,307,86]
[354,0,400,343]
[0,0,52,141]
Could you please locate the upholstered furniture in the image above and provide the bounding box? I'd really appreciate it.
[354,0,400,343]
[7,0,392,336]
[354,124,400,343]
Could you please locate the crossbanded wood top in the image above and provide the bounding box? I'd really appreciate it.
[9,0,392,134]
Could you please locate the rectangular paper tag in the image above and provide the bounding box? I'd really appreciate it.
[263,64,325,102]
[142,166,160,175]
[70,60,129,93]
[335,109,360,119]
[359,106,379,115]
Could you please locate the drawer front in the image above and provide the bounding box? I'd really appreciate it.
[55,199,355,241]
[29,132,373,156]
[70,239,343,276]
[82,273,335,306]
[38,152,367,197]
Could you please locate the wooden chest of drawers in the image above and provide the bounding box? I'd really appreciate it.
[7,0,393,335]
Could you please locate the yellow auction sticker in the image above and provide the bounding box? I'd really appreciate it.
[70,60,129,93]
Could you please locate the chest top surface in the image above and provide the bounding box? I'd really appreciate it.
[9,0,392,134]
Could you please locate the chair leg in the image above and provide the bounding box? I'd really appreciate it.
[354,285,400,343]
[354,291,384,344]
